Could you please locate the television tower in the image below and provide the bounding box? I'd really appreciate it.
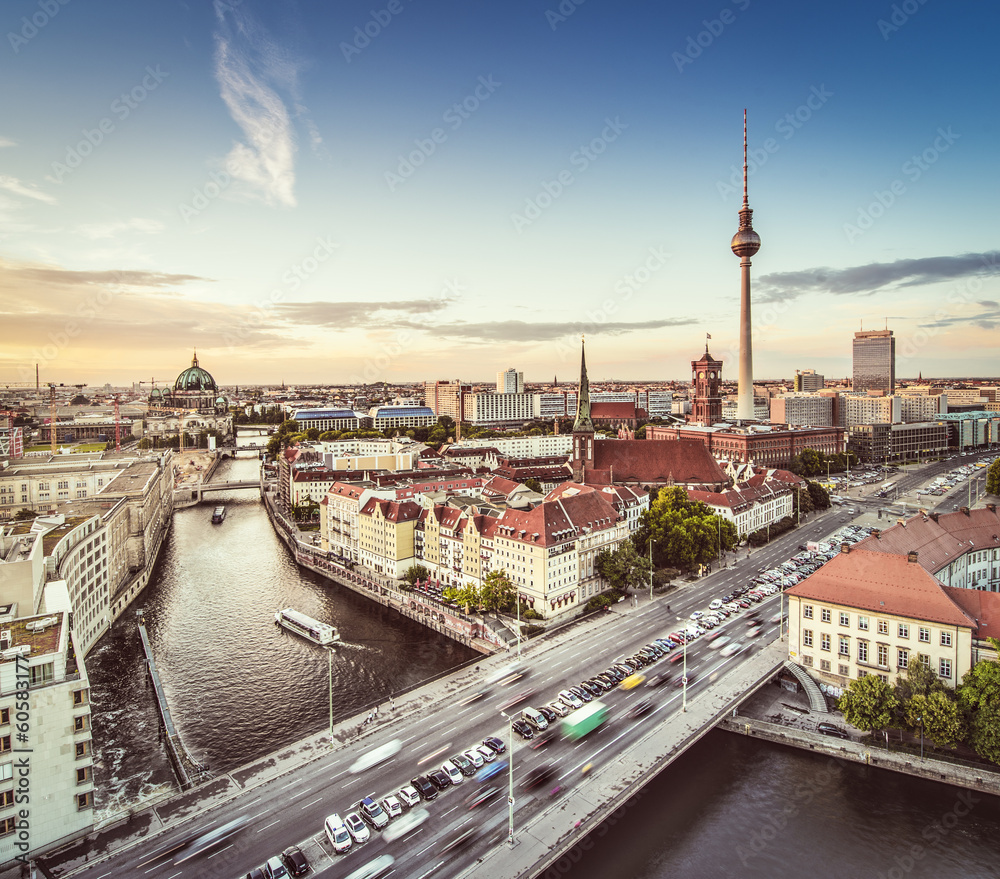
[731,109,761,421]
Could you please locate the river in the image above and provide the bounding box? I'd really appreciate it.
[85,447,1000,876]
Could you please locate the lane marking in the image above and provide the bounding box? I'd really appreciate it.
[300,796,324,810]
[257,820,281,833]
[207,844,234,858]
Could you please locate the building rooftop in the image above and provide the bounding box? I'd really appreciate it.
[102,461,160,496]
[1,612,64,659]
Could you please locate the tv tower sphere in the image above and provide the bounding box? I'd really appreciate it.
[731,225,761,258]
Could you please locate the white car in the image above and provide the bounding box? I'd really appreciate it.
[689,610,703,620]
[709,599,723,610]
[325,813,353,853]
[345,811,370,843]
[558,689,584,710]
[441,761,464,784]
[381,795,403,819]
[474,745,496,763]
[547,700,570,717]
[382,808,429,844]
[397,785,421,809]
[463,748,485,769]
[720,641,744,657]
[709,636,730,651]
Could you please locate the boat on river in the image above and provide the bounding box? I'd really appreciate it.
[274,608,339,646]
[211,506,226,524]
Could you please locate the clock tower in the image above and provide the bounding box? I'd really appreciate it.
[690,339,723,426]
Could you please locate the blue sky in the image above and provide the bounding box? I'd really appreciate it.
[0,0,997,387]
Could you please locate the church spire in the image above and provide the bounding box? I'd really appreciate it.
[573,336,594,432]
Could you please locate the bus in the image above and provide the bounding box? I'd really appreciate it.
[561,701,608,741]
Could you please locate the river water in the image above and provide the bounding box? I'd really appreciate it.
[86,448,1000,875]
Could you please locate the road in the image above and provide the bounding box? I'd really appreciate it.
[65,461,991,879]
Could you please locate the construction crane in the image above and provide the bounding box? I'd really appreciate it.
[47,383,86,455]
[112,394,122,452]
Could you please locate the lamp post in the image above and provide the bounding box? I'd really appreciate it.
[648,536,653,602]
[918,715,924,760]
[327,647,335,744]
[500,711,515,846]
[682,633,688,713]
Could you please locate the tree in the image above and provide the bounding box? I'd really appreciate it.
[807,480,830,510]
[987,459,1000,496]
[482,569,517,614]
[794,485,815,517]
[403,564,429,586]
[522,477,543,494]
[14,508,35,521]
[957,637,1000,764]
[904,691,964,749]
[636,486,738,572]
[838,674,899,733]
[595,541,653,593]
[894,660,944,703]
[443,583,482,613]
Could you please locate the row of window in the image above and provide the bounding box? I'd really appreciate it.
[801,649,953,679]
[802,606,954,646]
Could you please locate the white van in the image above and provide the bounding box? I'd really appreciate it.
[521,706,548,730]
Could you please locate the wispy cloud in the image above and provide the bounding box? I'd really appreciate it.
[413,318,697,343]
[277,299,450,328]
[213,4,301,207]
[757,251,1000,303]
[0,175,56,204]
[77,218,166,240]
[0,137,15,148]
[0,260,204,291]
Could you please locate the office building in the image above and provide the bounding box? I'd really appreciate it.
[852,329,895,395]
[794,369,825,392]
[423,380,471,421]
[496,368,524,395]
[769,394,834,427]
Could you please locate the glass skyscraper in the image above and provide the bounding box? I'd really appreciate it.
[853,329,895,394]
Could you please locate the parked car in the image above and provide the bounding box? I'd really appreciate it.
[817,722,850,739]
[359,796,389,829]
[450,753,476,776]
[281,846,309,877]
[538,705,559,724]
[512,719,535,740]
[397,785,421,808]
[410,775,438,801]
[441,761,464,786]
[381,795,403,820]
[482,736,507,755]
[325,814,353,853]
[264,857,289,879]
[428,769,452,791]
[474,744,497,763]
[344,812,370,843]
[547,700,570,717]
[463,749,485,769]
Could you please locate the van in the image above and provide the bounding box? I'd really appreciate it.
[521,706,548,730]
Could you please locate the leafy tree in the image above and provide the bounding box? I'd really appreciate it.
[14,508,35,521]
[794,485,815,516]
[807,480,830,510]
[838,674,899,733]
[957,637,1000,764]
[403,564,429,585]
[522,477,543,493]
[443,583,482,613]
[635,486,737,572]
[904,691,963,749]
[595,541,653,592]
[987,459,1000,496]
[482,569,517,614]
[894,660,944,703]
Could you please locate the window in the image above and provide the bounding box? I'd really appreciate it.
[821,608,832,623]
[821,634,831,652]
[29,663,54,687]
[877,645,889,668]
[940,631,953,647]
[77,792,92,810]
[0,790,12,808]
[820,659,831,671]
[803,605,813,619]
[898,623,909,639]
[0,737,8,755]
[0,817,13,836]
[898,649,909,670]
[858,615,869,631]
[73,689,88,706]
[839,636,850,656]
[840,612,850,627]
[877,620,889,635]
[803,629,813,647]
[76,766,91,785]
[802,655,813,667]
[0,765,10,782]
[74,715,89,732]
[839,664,850,676]
[0,709,7,726]
[919,627,930,643]
[858,641,869,662]
[939,658,952,679]
[75,741,90,759]
[858,669,868,679]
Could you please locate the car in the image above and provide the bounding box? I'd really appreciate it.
[559,689,584,709]
[709,636,730,650]
[690,610,703,619]
[344,811,370,843]
[382,808,429,843]
[709,599,723,610]
[512,719,535,739]
[530,730,557,750]
[669,651,685,664]
[497,688,537,711]
[483,736,507,755]
[428,769,453,790]
[475,744,497,763]
[628,700,654,719]
[450,752,476,776]
[538,705,559,724]
[325,814,353,853]
[580,680,603,697]
[281,846,309,877]
[522,763,557,791]
[747,626,762,638]
[342,854,395,879]
[587,677,612,693]
[719,641,743,657]
[381,795,403,820]
[646,672,672,688]
[247,869,267,879]
[441,824,480,854]
[620,672,645,690]
[569,685,593,702]
[357,795,389,829]
[817,722,851,740]
[263,858,289,879]
[476,759,508,783]
[547,700,570,717]
[410,775,438,801]
[463,748,485,768]
[465,785,502,809]
[397,785,421,808]
[441,761,464,785]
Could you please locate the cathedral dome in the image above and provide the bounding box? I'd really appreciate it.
[174,351,217,392]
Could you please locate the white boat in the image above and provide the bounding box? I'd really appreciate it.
[274,608,339,646]
[211,506,226,524]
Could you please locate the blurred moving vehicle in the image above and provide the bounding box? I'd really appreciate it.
[382,808,429,843]
[561,701,608,741]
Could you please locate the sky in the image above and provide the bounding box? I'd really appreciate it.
[0,0,997,388]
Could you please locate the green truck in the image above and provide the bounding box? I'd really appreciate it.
[561,701,608,741]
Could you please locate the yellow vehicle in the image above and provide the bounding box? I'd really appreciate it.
[619,672,645,691]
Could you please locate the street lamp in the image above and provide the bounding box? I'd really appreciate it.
[682,632,689,713]
[499,711,515,846]
[327,646,335,744]
[918,714,924,760]
[648,536,654,602]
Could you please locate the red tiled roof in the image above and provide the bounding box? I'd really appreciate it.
[591,402,637,420]
[786,549,975,629]
[485,490,620,547]
[941,587,1000,641]
[687,481,790,512]
[591,439,726,486]
[854,507,1000,574]
[482,475,522,498]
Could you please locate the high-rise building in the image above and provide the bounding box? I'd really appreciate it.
[852,329,895,395]
[690,341,723,426]
[794,369,825,392]
[496,368,524,395]
[423,380,470,421]
[770,393,834,427]
[732,111,762,421]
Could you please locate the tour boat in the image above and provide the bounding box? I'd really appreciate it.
[211,506,226,524]
[274,608,340,646]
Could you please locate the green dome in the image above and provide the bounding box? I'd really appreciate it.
[174,352,217,392]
